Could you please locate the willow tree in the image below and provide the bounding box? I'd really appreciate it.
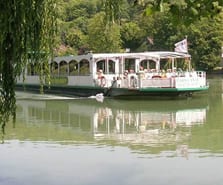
[104,0,122,24]
[0,0,57,132]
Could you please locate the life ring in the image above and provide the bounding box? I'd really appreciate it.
[100,76,106,87]
[152,75,161,79]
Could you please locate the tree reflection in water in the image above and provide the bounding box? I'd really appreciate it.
[14,95,208,158]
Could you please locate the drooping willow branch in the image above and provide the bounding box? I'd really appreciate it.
[0,0,57,131]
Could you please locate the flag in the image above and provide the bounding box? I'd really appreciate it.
[147,36,154,45]
[174,39,188,53]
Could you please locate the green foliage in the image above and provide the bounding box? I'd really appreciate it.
[87,12,122,52]
[0,0,57,130]
[55,0,102,55]
[104,0,123,24]
[120,22,144,51]
[152,0,223,25]
[136,12,179,51]
[55,0,223,70]
[188,14,223,71]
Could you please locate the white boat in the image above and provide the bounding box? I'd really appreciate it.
[16,51,209,98]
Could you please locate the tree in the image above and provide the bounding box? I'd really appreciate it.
[104,0,123,24]
[188,14,223,71]
[0,0,57,132]
[87,12,122,53]
[144,0,223,25]
[56,0,102,55]
[120,22,144,51]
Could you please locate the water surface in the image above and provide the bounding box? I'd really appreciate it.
[1,77,223,185]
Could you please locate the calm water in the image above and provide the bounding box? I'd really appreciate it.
[1,77,223,185]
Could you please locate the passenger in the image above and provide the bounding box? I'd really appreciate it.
[97,69,104,78]
[166,69,172,78]
[123,70,128,79]
[161,70,166,78]
[123,71,129,87]
[139,69,146,79]
[172,67,177,77]
[129,69,134,73]
[116,77,121,87]
[97,69,106,87]
[139,66,144,71]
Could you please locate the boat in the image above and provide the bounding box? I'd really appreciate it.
[16,51,209,98]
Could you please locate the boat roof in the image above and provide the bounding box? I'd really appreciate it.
[92,51,191,60]
[53,51,191,63]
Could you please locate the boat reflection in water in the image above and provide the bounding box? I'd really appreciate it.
[16,96,208,157]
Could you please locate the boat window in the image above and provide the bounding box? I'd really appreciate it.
[108,60,115,74]
[176,58,190,71]
[148,60,156,70]
[140,59,155,71]
[79,59,90,75]
[50,61,58,76]
[160,59,172,71]
[97,60,106,73]
[124,58,135,73]
[69,60,78,76]
[59,61,68,76]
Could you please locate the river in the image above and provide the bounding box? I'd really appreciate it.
[0,77,223,185]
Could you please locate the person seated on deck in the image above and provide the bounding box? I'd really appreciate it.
[161,70,166,78]
[129,69,134,74]
[122,70,129,87]
[123,70,128,79]
[166,69,172,78]
[139,69,146,80]
[97,69,106,87]
[139,66,144,71]
[172,68,177,77]
[97,69,104,78]
[116,77,121,87]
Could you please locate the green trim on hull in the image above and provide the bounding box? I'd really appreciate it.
[106,86,209,98]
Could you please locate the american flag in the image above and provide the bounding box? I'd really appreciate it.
[174,39,188,53]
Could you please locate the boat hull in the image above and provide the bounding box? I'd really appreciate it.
[15,84,208,99]
[15,84,105,97]
[105,86,208,98]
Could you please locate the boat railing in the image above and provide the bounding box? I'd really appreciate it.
[94,70,207,89]
[139,71,207,89]
[112,70,207,89]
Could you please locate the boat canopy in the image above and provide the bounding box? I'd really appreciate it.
[92,51,191,61]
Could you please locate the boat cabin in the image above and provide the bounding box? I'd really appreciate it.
[46,52,206,89]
